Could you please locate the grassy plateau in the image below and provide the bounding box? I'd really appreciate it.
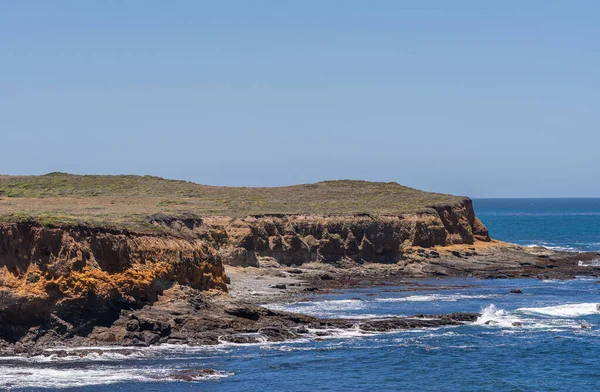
[0,173,465,231]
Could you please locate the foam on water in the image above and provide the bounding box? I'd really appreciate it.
[0,365,233,389]
[525,243,580,252]
[475,304,524,328]
[375,293,499,302]
[263,299,370,318]
[578,259,600,267]
[475,304,590,330]
[518,303,600,317]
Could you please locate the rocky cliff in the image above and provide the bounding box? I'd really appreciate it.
[209,198,490,267]
[0,222,227,342]
[0,195,489,344]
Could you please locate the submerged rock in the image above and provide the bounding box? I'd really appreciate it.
[168,368,220,381]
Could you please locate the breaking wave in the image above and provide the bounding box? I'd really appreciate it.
[518,303,600,317]
[376,294,499,302]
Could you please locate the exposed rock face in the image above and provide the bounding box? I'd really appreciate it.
[0,197,490,345]
[0,223,226,342]
[209,198,490,266]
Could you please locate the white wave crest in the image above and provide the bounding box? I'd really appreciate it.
[525,243,580,252]
[376,294,499,303]
[0,365,233,389]
[474,304,524,328]
[518,303,600,317]
[578,259,600,267]
[263,299,367,318]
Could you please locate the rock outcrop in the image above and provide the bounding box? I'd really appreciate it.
[0,222,226,343]
[0,197,489,346]
[209,198,490,266]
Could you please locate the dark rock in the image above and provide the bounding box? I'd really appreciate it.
[168,368,219,381]
[125,320,139,332]
[510,289,523,294]
[141,330,160,345]
[134,316,172,336]
[271,284,287,290]
[224,307,260,321]
[286,269,303,274]
[320,273,334,281]
[512,322,523,327]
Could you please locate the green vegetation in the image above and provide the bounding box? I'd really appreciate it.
[0,173,465,230]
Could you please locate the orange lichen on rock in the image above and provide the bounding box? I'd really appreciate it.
[0,222,227,337]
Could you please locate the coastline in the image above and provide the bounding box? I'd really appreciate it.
[0,176,598,357]
[1,240,597,357]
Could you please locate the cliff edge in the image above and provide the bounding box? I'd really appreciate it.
[0,174,490,346]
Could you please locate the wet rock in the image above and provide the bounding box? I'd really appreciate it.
[295,326,309,334]
[512,322,523,327]
[271,284,287,290]
[510,289,523,294]
[320,273,334,281]
[168,368,219,381]
[140,330,160,345]
[220,334,264,344]
[134,315,172,336]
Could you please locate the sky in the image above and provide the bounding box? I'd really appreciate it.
[1,1,599,198]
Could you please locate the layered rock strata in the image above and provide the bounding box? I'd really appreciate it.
[0,198,489,345]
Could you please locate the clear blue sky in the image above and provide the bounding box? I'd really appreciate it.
[2,1,598,197]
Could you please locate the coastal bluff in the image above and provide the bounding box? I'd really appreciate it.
[0,174,490,345]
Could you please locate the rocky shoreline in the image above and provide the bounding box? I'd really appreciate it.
[1,240,598,356]
[1,197,599,356]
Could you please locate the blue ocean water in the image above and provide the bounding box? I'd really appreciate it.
[3,199,600,391]
[474,198,600,252]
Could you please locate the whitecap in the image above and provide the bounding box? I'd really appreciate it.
[578,259,600,267]
[263,299,368,318]
[0,365,233,389]
[474,304,524,328]
[375,293,499,303]
[518,303,600,317]
[525,243,580,252]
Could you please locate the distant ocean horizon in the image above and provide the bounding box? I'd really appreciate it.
[474,198,600,253]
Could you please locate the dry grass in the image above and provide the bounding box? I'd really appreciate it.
[0,173,465,230]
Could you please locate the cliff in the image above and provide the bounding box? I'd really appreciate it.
[0,222,226,342]
[208,198,489,267]
[0,175,490,344]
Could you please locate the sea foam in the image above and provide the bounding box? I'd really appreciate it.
[518,303,600,317]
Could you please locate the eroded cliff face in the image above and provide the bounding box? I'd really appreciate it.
[209,198,490,267]
[0,223,227,342]
[0,198,489,342]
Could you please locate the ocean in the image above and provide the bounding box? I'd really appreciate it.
[474,198,600,253]
[2,198,600,391]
